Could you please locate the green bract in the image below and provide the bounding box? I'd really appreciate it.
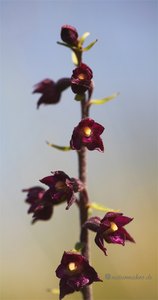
[89,92,120,105]
[46,141,71,151]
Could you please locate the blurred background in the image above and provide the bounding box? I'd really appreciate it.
[0,1,157,300]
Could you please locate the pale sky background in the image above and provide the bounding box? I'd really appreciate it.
[0,1,158,300]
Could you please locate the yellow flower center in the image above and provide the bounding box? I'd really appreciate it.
[110,222,118,232]
[83,127,92,137]
[68,262,77,272]
[78,73,86,80]
[104,222,118,235]
[55,181,66,190]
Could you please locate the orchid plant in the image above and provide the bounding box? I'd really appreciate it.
[23,25,135,300]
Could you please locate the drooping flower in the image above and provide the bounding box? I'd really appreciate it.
[33,78,71,108]
[56,251,102,299]
[84,212,135,255]
[61,25,78,46]
[71,63,93,95]
[40,171,83,210]
[22,187,53,224]
[70,118,104,152]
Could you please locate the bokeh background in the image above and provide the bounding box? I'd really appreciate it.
[0,0,157,300]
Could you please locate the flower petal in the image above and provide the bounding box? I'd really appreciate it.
[119,227,135,243]
[95,233,107,255]
[105,230,125,245]
[59,278,75,300]
[114,215,134,227]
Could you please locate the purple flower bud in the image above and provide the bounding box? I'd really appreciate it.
[33,78,70,108]
[56,251,102,299]
[84,212,135,255]
[61,25,78,46]
[71,63,93,95]
[70,118,104,152]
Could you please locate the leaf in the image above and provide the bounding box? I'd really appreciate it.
[71,51,78,66]
[88,202,120,213]
[82,39,98,51]
[46,141,71,151]
[89,92,120,105]
[78,32,90,46]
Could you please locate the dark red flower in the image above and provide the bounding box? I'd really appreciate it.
[33,78,71,108]
[40,171,83,210]
[61,25,78,46]
[84,212,135,255]
[22,187,53,224]
[71,63,93,95]
[70,118,104,152]
[56,251,102,299]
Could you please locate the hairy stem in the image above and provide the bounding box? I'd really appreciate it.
[78,97,93,300]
